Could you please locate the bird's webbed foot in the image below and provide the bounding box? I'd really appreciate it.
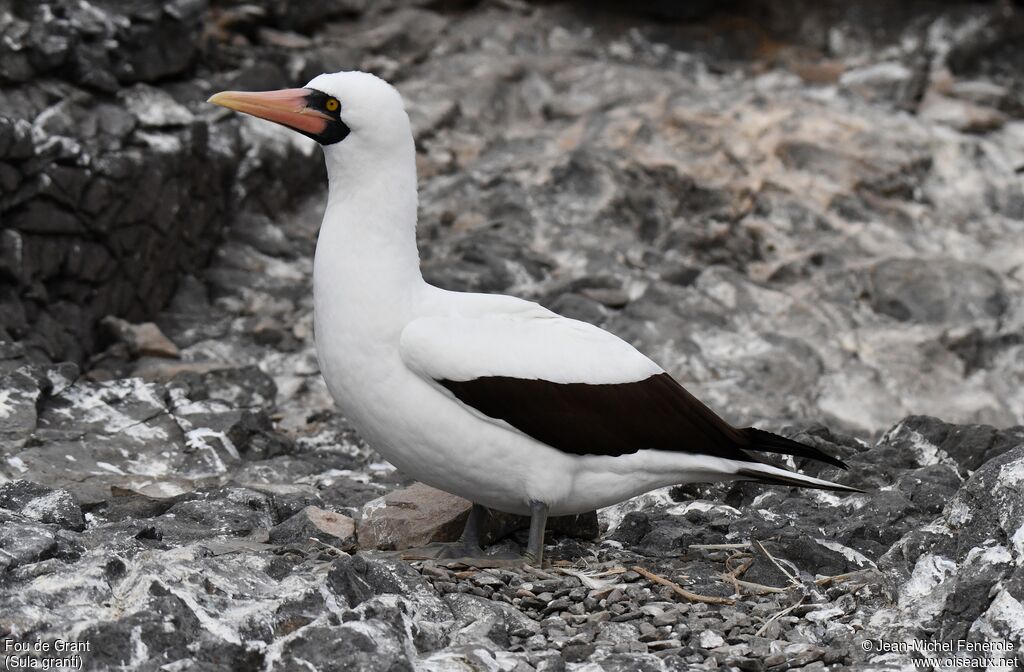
[400,500,551,569]
[436,550,540,569]
[400,502,488,561]
[434,499,550,569]
[400,540,484,561]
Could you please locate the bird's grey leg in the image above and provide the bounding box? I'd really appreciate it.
[524,499,549,565]
[458,502,485,548]
[401,501,552,568]
[400,503,487,560]
[438,500,549,568]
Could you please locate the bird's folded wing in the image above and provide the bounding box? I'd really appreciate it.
[399,311,754,459]
[400,310,662,384]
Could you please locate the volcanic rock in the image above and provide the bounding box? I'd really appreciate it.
[874,445,1024,663]
[0,480,85,531]
[0,510,59,572]
[100,316,181,358]
[269,505,357,550]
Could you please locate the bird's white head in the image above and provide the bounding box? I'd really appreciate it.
[207,70,413,171]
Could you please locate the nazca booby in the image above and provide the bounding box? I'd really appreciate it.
[208,71,860,566]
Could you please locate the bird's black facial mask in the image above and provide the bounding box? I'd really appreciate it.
[207,87,351,146]
[299,89,351,145]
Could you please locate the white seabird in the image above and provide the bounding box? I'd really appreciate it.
[208,71,860,565]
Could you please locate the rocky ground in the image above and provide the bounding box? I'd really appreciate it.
[2,0,1024,670]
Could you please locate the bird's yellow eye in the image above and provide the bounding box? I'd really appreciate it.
[326,98,339,112]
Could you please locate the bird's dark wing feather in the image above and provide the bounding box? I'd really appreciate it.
[437,372,847,468]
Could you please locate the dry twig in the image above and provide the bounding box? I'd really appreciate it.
[752,539,801,589]
[754,596,806,637]
[308,537,347,556]
[689,542,752,551]
[724,555,753,578]
[523,564,555,579]
[590,566,630,578]
[813,568,879,587]
[719,575,788,595]
[632,566,735,606]
[555,567,616,590]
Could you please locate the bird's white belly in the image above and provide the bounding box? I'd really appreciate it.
[319,344,562,514]
[316,323,746,517]
[319,350,728,515]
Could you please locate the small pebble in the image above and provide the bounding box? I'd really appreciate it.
[421,565,449,579]
[561,643,595,663]
[698,630,726,649]
[647,638,682,651]
[472,572,505,587]
[653,610,680,627]
[637,621,659,640]
[543,597,571,615]
[611,610,642,622]
[521,597,547,610]
[525,634,547,650]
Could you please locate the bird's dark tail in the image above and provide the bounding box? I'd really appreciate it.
[734,465,865,493]
[742,427,849,470]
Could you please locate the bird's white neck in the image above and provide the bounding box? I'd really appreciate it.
[313,140,425,335]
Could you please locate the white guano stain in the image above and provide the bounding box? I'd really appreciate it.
[95,462,127,475]
[6,456,28,473]
[815,539,878,568]
[599,486,676,534]
[56,380,170,442]
[1012,525,1024,564]
[964,543,1013,568]
[21,492,68,522]
[970,588,1024,642]
[0,389,16,419]
[898,554,957,620]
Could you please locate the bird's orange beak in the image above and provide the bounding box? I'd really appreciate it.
[207,88,331,136]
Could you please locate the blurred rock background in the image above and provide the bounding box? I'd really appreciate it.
[1,0,1024,670]
[2,0,1022,431]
